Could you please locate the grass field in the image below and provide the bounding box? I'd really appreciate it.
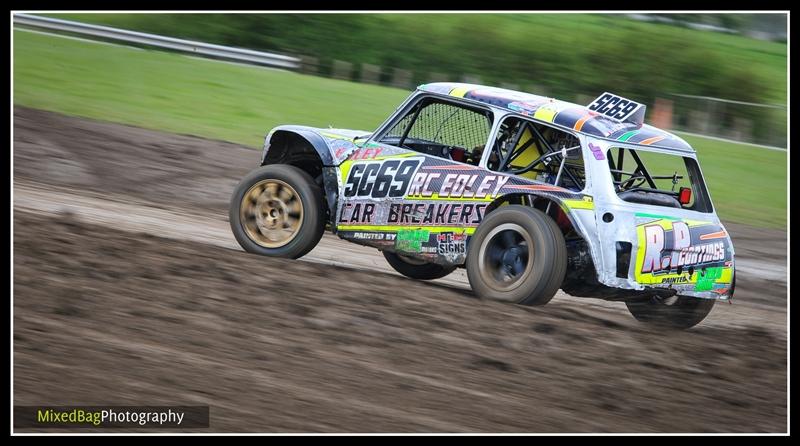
[12,30,407,146]
[13,30,787,228]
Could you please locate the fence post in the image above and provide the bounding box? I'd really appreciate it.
[575,94,593,105]
[332,60,353,81]
[428,72,448,83]
[527,84,548,97]
[300,56,319,75]
[730,117,753,142]
[689,110,710,133]
[360,63,381,85]
[705,99,717,135]
[651,97,674,129]
[391,68,412,89]
[461,74,481,84]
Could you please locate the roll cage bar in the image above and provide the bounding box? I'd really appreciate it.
[491,118,584,190]
[606,147,684,194]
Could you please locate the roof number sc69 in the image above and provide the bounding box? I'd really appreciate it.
[587,92,642,121]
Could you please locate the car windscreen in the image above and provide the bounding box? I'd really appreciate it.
[382,99,492,151]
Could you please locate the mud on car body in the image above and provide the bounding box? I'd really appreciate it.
[230,83,735,329]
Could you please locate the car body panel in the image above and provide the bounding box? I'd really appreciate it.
[260,84,735,301]
[334,144,588,265]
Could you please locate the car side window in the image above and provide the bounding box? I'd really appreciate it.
[380,98,493,165]
[488,116,585,191]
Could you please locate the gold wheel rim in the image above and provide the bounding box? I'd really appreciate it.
[240,179,304,248]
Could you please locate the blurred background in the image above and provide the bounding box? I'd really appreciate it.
[14,12,788,227]
[34,13,789,146]
[12,12,788,433]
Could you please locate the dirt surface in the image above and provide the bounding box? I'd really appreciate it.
[13,107,788,432]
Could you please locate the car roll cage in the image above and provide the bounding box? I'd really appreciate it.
[492,118,584,190]
[606,147,684,195]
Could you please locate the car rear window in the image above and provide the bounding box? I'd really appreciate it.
[606,147,713,213]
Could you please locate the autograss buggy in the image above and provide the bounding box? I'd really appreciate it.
[230,83,735,329]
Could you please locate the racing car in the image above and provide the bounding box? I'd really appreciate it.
[229,83,735,329]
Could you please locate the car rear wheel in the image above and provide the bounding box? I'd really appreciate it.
[382,251,456,280]
[229,164,325,259]
[466,205,566,306]
[625,295,716,329]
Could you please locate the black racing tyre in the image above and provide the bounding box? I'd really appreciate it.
[229,164,325,259]
[382,251,457,280]
[625,295,716,329]
[466,205,567,306]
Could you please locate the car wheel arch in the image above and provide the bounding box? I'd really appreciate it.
[262,129,331,171]
[484,193,575,235]
[480,192,603,287]
[262,129,337,223]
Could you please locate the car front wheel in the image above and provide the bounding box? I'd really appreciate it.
[229,164,325,259]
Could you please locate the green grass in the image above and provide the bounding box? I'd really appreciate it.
[677,133,786,228]
[13,30,786,228]
[13,30,408,146]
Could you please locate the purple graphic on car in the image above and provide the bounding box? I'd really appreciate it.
[589,142,605,160]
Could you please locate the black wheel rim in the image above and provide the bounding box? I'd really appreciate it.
[478,223,534,294]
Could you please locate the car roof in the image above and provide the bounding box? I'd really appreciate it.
[417,82,694,153]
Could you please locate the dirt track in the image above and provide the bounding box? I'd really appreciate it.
[12,107,788,432]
